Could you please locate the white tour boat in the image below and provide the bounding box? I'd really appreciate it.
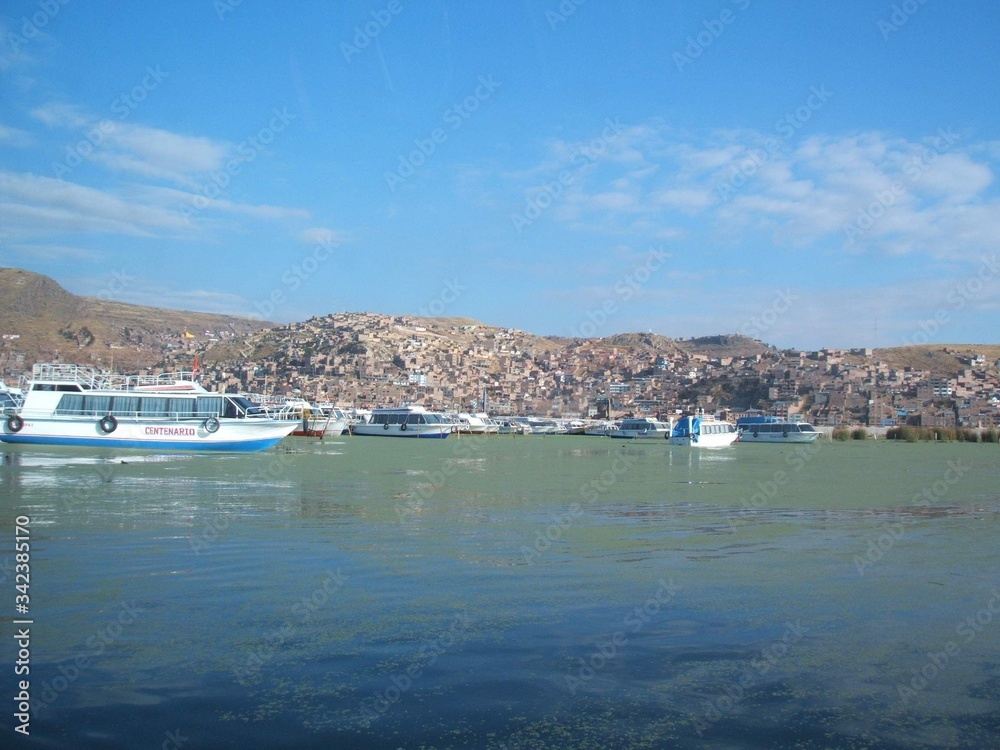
[668,414,738,448]
[0,364,297,451]
[584,421,619,437]
[736,417,820,443]
[611,417,672,439]
[351,405,459,438]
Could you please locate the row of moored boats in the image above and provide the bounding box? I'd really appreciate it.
[0,364,820,452]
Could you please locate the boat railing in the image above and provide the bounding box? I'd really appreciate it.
[125,371,198,389]
[29,363,198,391]
[44,407,225,421]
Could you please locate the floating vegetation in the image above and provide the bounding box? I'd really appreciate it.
[885,426,997,443]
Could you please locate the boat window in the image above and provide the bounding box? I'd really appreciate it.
[112,396,139,416]
[32,383,56,391]
[169,398,197,418]
[196,396,223,417]
[87,395,112,414]
[139,397,169,417]
[406,414,422,425]
[55,394,84,414]
[57,384,82,391]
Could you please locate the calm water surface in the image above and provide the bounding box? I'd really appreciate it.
[2,436,999,749]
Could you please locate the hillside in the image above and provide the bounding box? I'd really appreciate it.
[0,268,269,369]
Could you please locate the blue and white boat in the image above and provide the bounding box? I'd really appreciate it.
[0,364,297,451]
[668,414,738,447]
[351,405,458,438]
[736,416,820,443]
[610,417,672,439]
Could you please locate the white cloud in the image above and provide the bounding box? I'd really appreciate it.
[0,124,34,147]
[30,102,90,129]
[297,227,345,246]
[5,243,104,262]
[508,125,1000,261]
[0,170,192,237]
[93,123,233,185]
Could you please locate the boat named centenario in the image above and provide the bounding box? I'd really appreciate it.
[0,364,297,451]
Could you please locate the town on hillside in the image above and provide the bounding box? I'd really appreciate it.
[3,310,999,428]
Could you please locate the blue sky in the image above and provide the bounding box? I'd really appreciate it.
[2,0,999,350]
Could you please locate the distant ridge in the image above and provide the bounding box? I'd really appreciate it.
[0,267,269,368]
[0,267,997,379]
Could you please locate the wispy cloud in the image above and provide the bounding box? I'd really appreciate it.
[0,170,191,237]
[92,124,232,186]
[0,124,34,147]
[509,124,1000,261]
[4,242,104,262]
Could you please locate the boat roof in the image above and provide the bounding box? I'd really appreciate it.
[26,363,206,393]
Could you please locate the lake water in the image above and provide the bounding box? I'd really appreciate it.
[3,436,999,749]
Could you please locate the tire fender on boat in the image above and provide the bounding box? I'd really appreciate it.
[383,422,390,430]
[400,422,407,431]
[204,416,220,433]
[7,415,23,433]
[99,415,118,434]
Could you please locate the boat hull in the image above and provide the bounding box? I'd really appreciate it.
[0,416,296,452]
[738,431,819,444]
[352,424,452,438]
[610,430,669,439]
[668,433,739,448]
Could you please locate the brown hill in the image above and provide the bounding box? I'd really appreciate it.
[0,267,269,371]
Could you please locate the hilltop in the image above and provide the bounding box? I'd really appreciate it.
[0,268,269,369]
[2,267,998,426]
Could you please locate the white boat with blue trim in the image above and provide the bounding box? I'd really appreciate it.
[351,405,459,438]
[668,414,738,447]
[0,364,297,452]
[736,416,820,443]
